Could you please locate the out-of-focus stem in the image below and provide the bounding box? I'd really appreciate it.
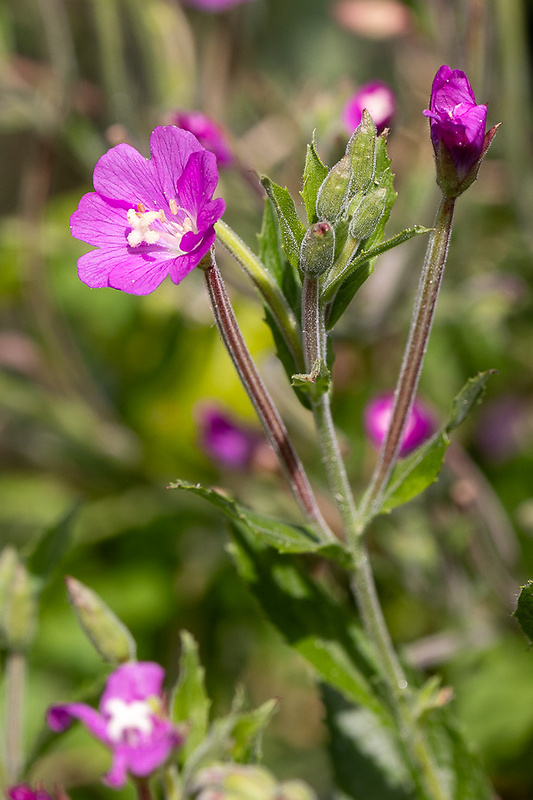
[203,252,332,541]
[5,652,26,784]
[360,195,456,523]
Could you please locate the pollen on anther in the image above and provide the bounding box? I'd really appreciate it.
[137,202,146,213]
[169,198,178,215]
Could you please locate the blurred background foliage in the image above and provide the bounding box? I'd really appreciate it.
[1,0,533,798]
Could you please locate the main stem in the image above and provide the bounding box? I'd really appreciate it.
[5,651,26,784]
[302,260,450,800]
[203,252,333,541]
[360,196,456,522]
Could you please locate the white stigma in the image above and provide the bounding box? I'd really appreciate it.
[127,208,165,247]
[105,697,154,742]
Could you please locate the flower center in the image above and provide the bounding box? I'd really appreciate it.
[104,697,155,743]
[126,201,196,254]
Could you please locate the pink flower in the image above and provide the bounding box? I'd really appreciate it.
[70,126,225,295]
[423,65,497,197]
[47,662,185,788]
[171,111,233,167]
[182,0,256,11]
[364,394,436,456]
[342,80,395,134]
[198,406,260,469]
[7,788,54,800]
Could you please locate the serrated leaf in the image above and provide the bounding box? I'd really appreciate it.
[227,518,389,720]
[380,432,449,514]
[513,581,533,642]
[170,481,351,568]
[301,136,329,225]
[261,176,306,269]
[171,631,211,763]
[446,370,497,432]
[323,685,414,800]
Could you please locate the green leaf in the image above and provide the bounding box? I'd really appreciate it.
[227,518,389,720]
[301,136,329,225]
[170,480,351,568]
[291,358,331,400]
[26,506,78,586]
[171,631,211,763]
[513,581,533,642]
[257,197,285,288]
[230,696,278,762]
[322,685,414,800]
[261,176,306,269]
[446,370,497,432]
[380,432,450,514]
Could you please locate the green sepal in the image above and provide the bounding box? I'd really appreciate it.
[171,630,211,764]
[227,518,389,718]
[291,358,331,401]
[324,226,433,330]
[261,176,306,270]
[169,480,351,568]
[65,576,136,664]
[301,135,329,225]
[513,581,533,643]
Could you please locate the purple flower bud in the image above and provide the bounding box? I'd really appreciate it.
[171,111,233,167]
[423,65,498,197]
[47,662,185,788]
[342,80,395,135]
[364,394,436,456]
[181,0,256,11]
[198,406,261,470]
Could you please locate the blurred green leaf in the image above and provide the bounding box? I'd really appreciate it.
[172,630,211,764]
[513,581,533,642]
[230,696,278,763]
[261,177,306,270]
[446,371,497,432]
[227,518,388,719]
[170,481,351,567]
[26,506,78,586]
[301,137,329,225]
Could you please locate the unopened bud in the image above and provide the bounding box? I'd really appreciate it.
[316,156,350,221]
[300,221,335,277]
[66,576,136,664]
[2,559,37,652]
[346,109,377,196]
[348,187,388,240]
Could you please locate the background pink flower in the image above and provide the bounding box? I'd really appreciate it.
[342,80,395,134]
[364,394,436,456]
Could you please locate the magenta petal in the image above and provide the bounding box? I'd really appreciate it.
[169,232,216,283]
[70,193,129,247]
[102,662,165,705]
[117,721,184,778]
[197,197,226,233]
[150,126,205,204]
[47,703,108,740]
[104,749,130,788]
[93,144,166,210]
[77,248,173,295]
[176,150,220,219]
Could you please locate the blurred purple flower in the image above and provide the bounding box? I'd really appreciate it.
[342,80,395,134]
[423,65,497,196]
[364,394,436,456]
[198,406,260,469]
[70,126,225,295]
[171,111,233,167]
[475,395,532,463]
[7,788,54,800]
[47,662,184,788]
[182,0,256,11]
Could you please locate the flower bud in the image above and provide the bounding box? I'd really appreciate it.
[1,556,37,652]
[348,187,387,240]
[65,576,136,664]
[345,108,377,196]
[316,156,351,221]
[364,394,436,456]
[299,221,336,277]
[423,65,498,198]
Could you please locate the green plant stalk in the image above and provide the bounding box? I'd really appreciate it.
[215,219,304,370]
[202,251,333,541]
[5,651,26,784]
[359,196,456,523]
[301,276,325,371]
[301,264,450,800]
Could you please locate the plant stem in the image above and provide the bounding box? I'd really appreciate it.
[5,651,26,784]
[360,195,456,523]
[202,251,333,541]
[302,258,450,800]
[135,778,154,800]
[215,219,304,370]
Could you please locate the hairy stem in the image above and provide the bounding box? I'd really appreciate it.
[203,252,333,540]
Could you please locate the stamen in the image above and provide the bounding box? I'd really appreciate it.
[169,198,178,215]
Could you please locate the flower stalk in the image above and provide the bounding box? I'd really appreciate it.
[202,251,332,541]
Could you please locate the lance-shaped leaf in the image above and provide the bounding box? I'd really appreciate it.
[227,517,390,720]
[514,581,533,643]
[301,136,329,225]
[171,631,211,764]
[170,480,351,568]
[261,176,306,270]
[27,506,78,586]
